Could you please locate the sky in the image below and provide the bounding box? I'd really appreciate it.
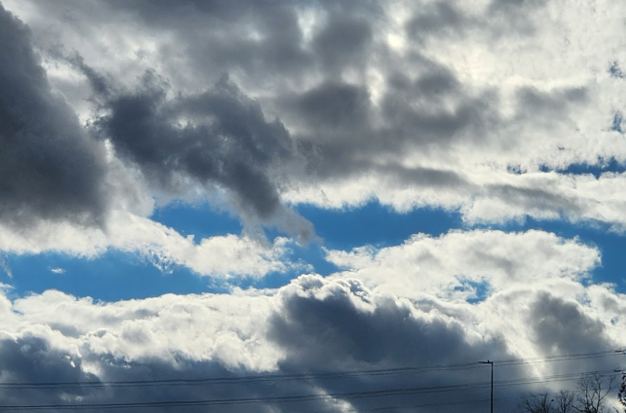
[0,0,625,412]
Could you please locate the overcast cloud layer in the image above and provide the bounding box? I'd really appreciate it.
[1,0,626,412]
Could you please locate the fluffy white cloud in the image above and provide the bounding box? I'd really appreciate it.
[0,229,623,411]
[326,229,600,300]
[0,210,297,279]
[326,229,625,371]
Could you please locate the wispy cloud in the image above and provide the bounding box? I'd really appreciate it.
[0,254,11,279]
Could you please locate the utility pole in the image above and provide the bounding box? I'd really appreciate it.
[618,348,626,411]
[479,360,494,413]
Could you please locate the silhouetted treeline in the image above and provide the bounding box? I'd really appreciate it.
[517,372,624,413]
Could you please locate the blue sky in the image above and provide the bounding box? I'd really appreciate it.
[4,199,624,301]
[1,202,462,299]
[0,0,625,412]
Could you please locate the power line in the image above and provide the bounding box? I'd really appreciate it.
[0,349,620,390]
[317,396,519,413]
[495,350,622,367]
[312,396,494,413]
[0,368,619,411]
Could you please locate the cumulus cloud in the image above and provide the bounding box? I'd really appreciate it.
[0,275,621,411]
[0,1,625,410]
[1,0,626,234]
[0,230,623,411]
[0,1,316,273]
[0,3,108,229]
[326,229,601,300]
[0,2,314,277]
[92,72,304,225]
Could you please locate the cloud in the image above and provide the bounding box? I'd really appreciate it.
[0,3,316,274]
[529,293,608,355]
[49,268,65,275]
[0,0,318,267]
[0,1,624,410]
[325,229,601,300]
[0,3,108,229]
[0,211,298,279]
[405,2,469,41]
[0,229,622,411]
[0,269,622,411]
[269,274,510,370]
[0,255,12,279]
[1,0,625,234]
[0,2,624,409]
[93,72,301,223]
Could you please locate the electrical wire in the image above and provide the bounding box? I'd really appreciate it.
[0,368,620,411]
[0,348,620,390]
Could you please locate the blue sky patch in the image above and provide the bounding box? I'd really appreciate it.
[609,61,624,79]
[2,251,210,302]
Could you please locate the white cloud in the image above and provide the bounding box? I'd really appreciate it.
[0,210,296,279]
[325,229,601,300]
[0,270,622,410]
[0,229,622,411]
[284,166,626,231]
[321,228,625,384]
[0,255,12,279]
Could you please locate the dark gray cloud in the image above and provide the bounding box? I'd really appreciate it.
[0,336,100,407]
[0,0,577,245]
[266,277,529,412]
[379,163,471,189]
[26,0,384,92]
[4,0,605,225]
[6,0,323,236]
[313,14,373,75]
[270,283,506,368]
[489,0,547,11]
[516,86,588,120]
[282,69,496,185]
[288,81,372,133]
[529,293,609,355]
[0,4,108,228]
[487,0,549,35]
[1,0,508,208]
[67,52,111,98]
[485,184,584,217]
[93,71,301,223]
[379,70,494,146]
[96,0,314,88]
[0,336,277,413]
